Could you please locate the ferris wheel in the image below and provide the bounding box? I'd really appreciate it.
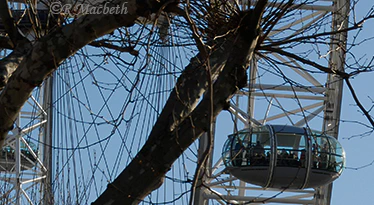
[194,0,350,204]
[0,0,350,204]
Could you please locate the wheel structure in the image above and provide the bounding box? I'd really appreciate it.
[0,0,350,204]
[0,77,53,204]
[196,0,350,205]
[2,2,197,203]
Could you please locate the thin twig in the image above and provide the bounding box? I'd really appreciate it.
[261,46,350,78]
[89,41,139,56]
[345,78,374,127]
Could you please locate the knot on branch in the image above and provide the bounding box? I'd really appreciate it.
[223,100,231,110]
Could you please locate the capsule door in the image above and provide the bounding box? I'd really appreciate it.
[270,126,308,189]
[240,126,273,187]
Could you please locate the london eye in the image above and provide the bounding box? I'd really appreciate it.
[0,0,366,205]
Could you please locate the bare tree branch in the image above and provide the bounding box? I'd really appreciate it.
[260,15,373,49]
[89,40,139,56]
[181,4,209,57]
[261,46,350,78]
[258,0,293,46]
[345,78,374,127]
[92,1,267,204]
[0,0,172,147]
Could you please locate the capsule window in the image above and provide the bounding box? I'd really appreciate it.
[310,133,345,173]
[275,132,306,168]
[247,127,271,166]
[327,136,345,173]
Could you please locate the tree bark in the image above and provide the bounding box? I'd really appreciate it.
[93,1,267,204]
[0,50,25,89]
[0,36,13,49]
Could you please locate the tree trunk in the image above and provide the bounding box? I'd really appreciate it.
[93,1,267,204]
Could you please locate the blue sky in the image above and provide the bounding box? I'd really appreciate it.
[332,1,374,204]
[9,1,374,204]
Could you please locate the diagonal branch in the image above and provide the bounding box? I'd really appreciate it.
[180,4,209,57]
[260,17,369,49]
[345,78,374,127]
[261,46,351,78]
[259,0,293,46]
[89,40,139,56]
[92,1,267,204]
[0,0,172,147]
